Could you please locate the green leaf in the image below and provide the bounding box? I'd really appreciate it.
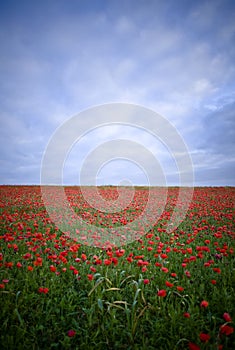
[97,298,103,311]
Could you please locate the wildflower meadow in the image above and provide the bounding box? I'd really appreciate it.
[0,185,234,349]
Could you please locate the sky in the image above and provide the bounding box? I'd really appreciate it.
[0,0,235,186]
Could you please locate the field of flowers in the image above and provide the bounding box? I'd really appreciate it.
[0,185,234,349]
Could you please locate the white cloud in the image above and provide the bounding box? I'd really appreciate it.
[193,79,215,95]
[115,15,136,35]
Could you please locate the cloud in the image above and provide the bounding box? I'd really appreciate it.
[191,101,235,185]
[0,0,235,185]
[200,101,235,154]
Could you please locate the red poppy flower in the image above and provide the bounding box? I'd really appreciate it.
[183,312,190,318]
[90,266,96,272]
[34,257,43,266]
[50,265,56,272]
[2,279,9,283]
[165,281,174,288]
[143,279,150,285]
[111,257,118,265]
[200,300,209,308]
[157,289,167,297]
[155,262,162,267]
[161,267,168,273]
[94,258,102,265]
[220,324,234,336]
[223,312,232,322]
[204,262,210,267]
[213,267,221,274]
[199,333,210,342]
[23,253,32,260]
[38,287,49,294]
[174,283,183,291]
[5,262,13,268]
[185,270,191,278]
[81,253,87,261]
[188,342,200,350]
[104,259,112,266]
[67,329,76,337]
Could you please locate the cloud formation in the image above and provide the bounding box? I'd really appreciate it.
[0,0,235,185]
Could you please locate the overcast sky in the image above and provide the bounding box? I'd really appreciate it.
[0,0,235,186]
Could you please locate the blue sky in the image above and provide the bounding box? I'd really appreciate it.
[0,0,235,186]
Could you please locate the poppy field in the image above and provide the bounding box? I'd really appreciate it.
[0,185,234,349]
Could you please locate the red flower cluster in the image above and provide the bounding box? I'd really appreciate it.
[0,185,234,349]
